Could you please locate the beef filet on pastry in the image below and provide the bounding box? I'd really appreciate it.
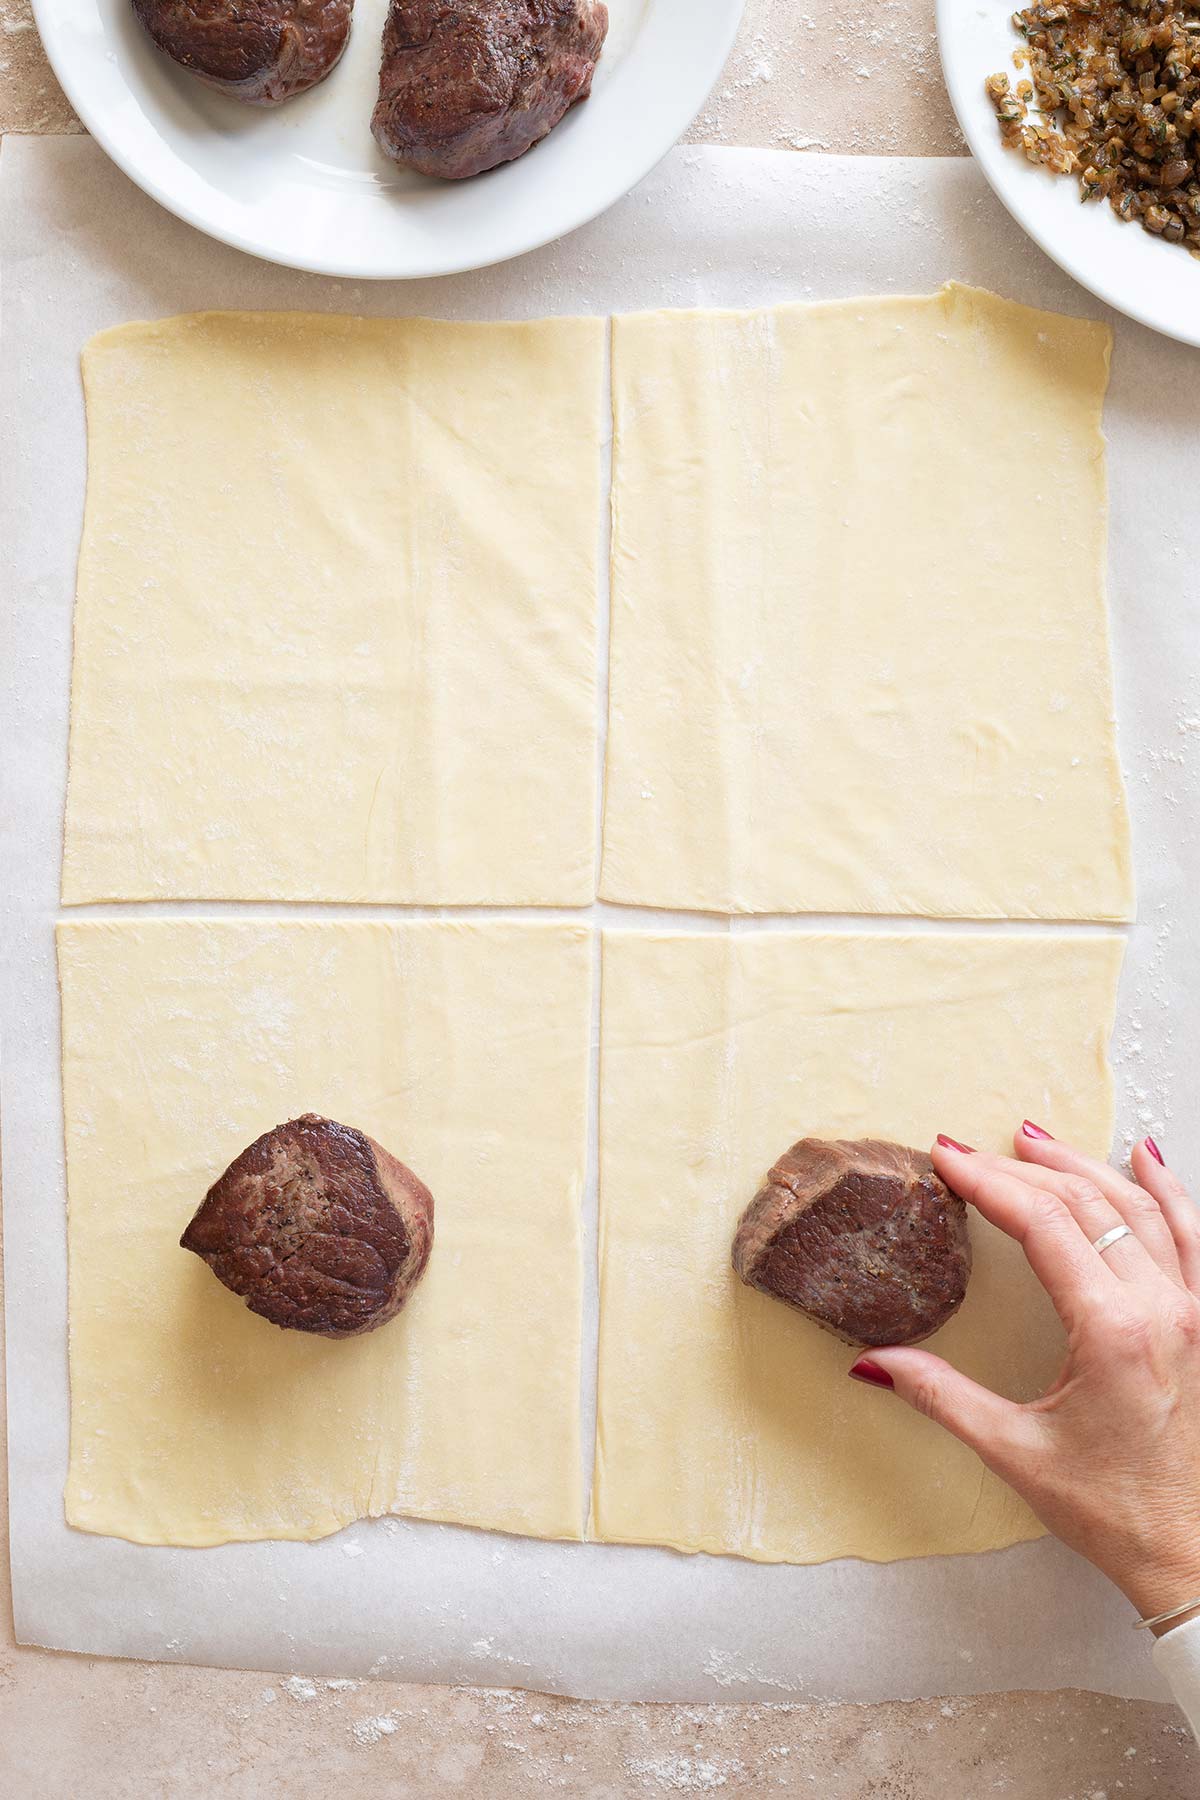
[732,1137,971,1348]
[181,1113,433,1337]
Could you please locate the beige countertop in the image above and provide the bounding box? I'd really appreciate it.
[1,2,1197,1793]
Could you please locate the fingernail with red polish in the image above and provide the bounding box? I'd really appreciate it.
[1146,1136,1165,1167]
[1022,1120,1054,1140]
[936,1134,975,1154]
[848,1359,895,1391]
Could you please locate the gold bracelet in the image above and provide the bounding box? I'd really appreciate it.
[1132,1595,1200,1632]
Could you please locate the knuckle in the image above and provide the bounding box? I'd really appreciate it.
[1125,1187,1163,1226]
[1165,1174,1200,1222]
[912,1382,941,1423]
[1170,1297,1200,1347]
[1028,1188,1067,1228]
[1060,1176,1105,1213]
[1106,1304,1157,1357]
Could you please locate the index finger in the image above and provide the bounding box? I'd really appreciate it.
[931,1141,1115,1327]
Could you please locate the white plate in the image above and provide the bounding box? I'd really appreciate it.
[30,0,744,280]
[937,0,1200,347]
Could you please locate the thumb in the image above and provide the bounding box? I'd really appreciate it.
[850,1346,1024,1463]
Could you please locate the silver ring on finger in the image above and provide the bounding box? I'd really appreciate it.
[1093,1223,1134,1257]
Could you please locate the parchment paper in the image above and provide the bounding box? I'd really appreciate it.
[4,137,1200,1705]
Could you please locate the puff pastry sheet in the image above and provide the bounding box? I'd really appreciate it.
[62,312,604,905]
[59,920,591,1547]
[602,285,1133,920]
[593,928,1124,1563]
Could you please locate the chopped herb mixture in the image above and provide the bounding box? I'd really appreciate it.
[987,2,1200,253]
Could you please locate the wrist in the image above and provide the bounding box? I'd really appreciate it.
[1147,1599,1200,1640]
[1120,1552,1200,1635]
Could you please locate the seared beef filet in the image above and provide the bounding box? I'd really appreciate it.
[181,1113,433,1337]
[372,0,609,179]
[131,0,353,105]
[732,1138,971,1348]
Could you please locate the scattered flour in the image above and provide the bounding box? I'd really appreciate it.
[626,1753,746,1792]
[703,1649,800,1694]
[352,1713,400,1746]
[687,0,957,156]
[1110,680,1200,1157]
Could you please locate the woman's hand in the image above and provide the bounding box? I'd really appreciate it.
[853,1127,1200,1631]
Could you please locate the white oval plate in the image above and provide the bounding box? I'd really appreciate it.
[937,0,1200,347]
[31,0,744,280]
